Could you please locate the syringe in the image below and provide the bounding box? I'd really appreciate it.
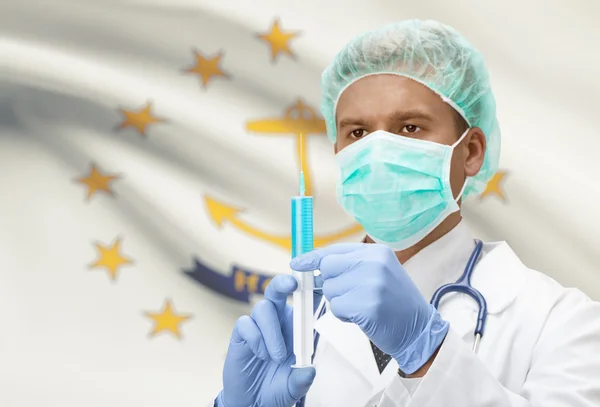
[290,167,315,368]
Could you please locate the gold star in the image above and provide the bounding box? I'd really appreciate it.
[480,171,508,201]
[257,18,300,62]
[145,299,192,340]
[184,50,230,88]
[75,163,120,201]
[89,237,133,281]
[116,102,165,137]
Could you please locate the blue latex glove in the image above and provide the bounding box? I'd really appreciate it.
[290,243,449,374]
[217,274,318,407]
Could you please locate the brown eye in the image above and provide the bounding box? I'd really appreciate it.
[350,129,367,139]
[402,125,420,133]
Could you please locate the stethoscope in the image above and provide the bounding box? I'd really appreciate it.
[296,240,487,407]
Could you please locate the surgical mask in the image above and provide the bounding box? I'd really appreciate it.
[335,129,469,251]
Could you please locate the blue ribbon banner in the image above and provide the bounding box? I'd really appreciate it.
[183,257,273,303]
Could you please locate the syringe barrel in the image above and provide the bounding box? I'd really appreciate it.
[291,195,315,368]
[292,275,314,367]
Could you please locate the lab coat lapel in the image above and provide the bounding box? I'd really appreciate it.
[437,242,526,340]
[314,308,382,386]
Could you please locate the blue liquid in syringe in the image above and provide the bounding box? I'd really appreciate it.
[291,171,314,257]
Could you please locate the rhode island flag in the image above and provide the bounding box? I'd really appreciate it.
[0,0,598,406]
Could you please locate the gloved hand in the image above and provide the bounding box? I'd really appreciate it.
[290,243,449,374]
[217,274,318,407]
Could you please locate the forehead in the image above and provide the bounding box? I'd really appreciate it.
[335,74,452,125]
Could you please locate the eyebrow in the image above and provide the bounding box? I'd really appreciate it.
[337,109,435,129]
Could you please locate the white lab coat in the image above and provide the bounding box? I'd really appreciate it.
[304,239,600,406]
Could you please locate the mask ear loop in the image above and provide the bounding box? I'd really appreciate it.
[454,178,469,202]
[451,128,471,148]
[451,128,471,202]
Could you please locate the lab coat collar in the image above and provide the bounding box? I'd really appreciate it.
[360,221,476,302]
[314,228,526,390]
[402,221,477,302]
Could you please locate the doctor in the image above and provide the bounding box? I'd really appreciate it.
[214,20,600,407]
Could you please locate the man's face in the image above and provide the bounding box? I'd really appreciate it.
[334,74,485,199]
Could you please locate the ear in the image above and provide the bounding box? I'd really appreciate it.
[464,128,486,177]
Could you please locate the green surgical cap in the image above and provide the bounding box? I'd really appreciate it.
[321,19,500,196]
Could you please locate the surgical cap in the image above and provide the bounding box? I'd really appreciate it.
[321,19,500,196]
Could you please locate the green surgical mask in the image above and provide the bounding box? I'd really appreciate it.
[335,129,469,251]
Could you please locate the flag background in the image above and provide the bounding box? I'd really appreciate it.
[1,1,599,406]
